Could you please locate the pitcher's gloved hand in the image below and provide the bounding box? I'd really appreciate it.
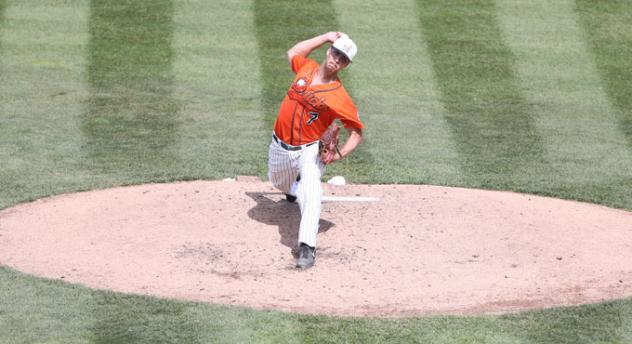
[319,124,341,164]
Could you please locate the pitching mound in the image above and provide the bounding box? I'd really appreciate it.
[1,177,631,317]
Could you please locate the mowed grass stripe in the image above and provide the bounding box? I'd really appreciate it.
[171,0,267,179]
[417,0,544,188]
[84,0,179,176]
[576,0,632,148]
[90,292,202,344]
[0,0,5,31]
[496,0,632,208]
[0,5,97,342]
[0,0,91,209]
[333,0,461,184]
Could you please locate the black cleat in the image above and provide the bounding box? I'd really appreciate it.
[296,243,315,269]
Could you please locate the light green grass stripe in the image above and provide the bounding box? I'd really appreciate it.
[333,0,461,185]
[0,0,91,209]
[496,0,632,206]
[0,4,96,342]
[171,0,268,180]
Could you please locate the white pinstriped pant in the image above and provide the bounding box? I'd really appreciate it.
[268,134,325,248]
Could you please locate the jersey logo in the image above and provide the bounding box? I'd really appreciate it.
[288,89,330,112]
[307,112,319,125]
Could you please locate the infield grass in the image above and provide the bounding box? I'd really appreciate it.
[1,0,632,343]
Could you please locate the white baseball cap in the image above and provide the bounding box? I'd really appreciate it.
[332,34,357,62]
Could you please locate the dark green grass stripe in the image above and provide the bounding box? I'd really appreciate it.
[0,0,5,27]
[417,0,544,186]
[253,0,339,125]
[84,0,179,173]
[0,0,5,53]
[90,292,201,344]
[576,0,632,149]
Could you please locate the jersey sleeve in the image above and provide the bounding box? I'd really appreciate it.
[334,96,364,130]
[291,55,317,74]
[337,107,364,130]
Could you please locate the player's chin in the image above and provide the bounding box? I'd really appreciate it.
[327,62,341,71]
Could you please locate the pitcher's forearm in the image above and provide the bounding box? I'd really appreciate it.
[287,32,341,64]
[337,127,363,161]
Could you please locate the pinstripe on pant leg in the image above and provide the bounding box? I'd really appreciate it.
[268,139,298,194]
[296,143,325,247]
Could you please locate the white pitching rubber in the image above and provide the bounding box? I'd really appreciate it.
[321,195,380,202]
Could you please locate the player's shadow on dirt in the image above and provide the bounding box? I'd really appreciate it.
[245,192,334,251]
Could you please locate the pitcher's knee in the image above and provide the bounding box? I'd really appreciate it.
[300,165,322,181]
[269,177,291,194]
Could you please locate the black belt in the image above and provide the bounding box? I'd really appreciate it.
[272,133,317,151]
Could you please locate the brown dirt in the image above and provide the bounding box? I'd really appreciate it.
[1,177,631,317]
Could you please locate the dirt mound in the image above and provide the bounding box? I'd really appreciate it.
[1,178,631,317]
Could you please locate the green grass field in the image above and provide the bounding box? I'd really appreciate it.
[1,0,631,342]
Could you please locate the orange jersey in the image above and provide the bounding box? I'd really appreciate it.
[273,55,364,145]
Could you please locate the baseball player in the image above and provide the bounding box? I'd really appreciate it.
[268,32,364,269]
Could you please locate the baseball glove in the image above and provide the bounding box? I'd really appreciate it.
[319,124,341,164]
